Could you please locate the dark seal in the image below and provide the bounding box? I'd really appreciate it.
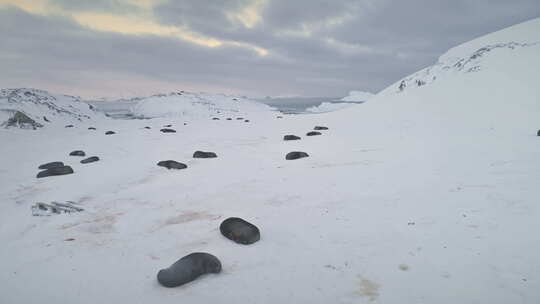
[283,135,301,141]
[285,151,309,160]
[81,156,100,164]
[157,160,188,170]
[220,217,260,245]
[193,151,217,158]
[160,128,176,133]
[105,131,116,135]
[37,166,74,178]
[157,252,222,288]
[314,126,328,130]
[306,131,322,136]
[69,150,86,157]
[38,161,64,170]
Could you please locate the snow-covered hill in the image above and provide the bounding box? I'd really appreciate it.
[1,18,539,304]
[0,88,100,128]
[395,19,540,94]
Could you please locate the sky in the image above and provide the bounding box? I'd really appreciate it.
[1,0,539,99]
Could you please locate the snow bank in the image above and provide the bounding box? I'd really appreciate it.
[340,90,373,102]
[305,102,357,113]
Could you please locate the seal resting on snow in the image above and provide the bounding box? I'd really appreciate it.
[285,151,309,160]
[306,131,322,136]
[38,161,64,170]
[69,150,85,157]
[157,252,222,288]
[283,135,301,141]
[193,151,217,158]
[157,160,187,170]
[37,166,74,178]
[220,217,260,245]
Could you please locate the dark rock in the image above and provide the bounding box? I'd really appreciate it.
[193,151,217,158]
[157,160,188,170]
[157,253,222,288]
[37,166,74,178]
[43,116,50,122]
[69,150,86,157]
[286,151,309,160]
[38,161,64,170]
[105,131,115,135]
[220,217,260,245]
[306,131,322,136]
[81,156,100,164]
[1,111,43,129]
[160,128,176,133]
[314,126,328,130]
[88,127,96,130]
[212,117,220,120]
[65,125,74,128]
[284,135,301,141]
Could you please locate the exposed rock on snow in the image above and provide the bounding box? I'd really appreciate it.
[81,156,100,164]
[36,166,74,178]
[284,135,301,141]
[157,253,222,288]
[1,110,43,129]
[0,88,99,128]
[193,151,218,158]
[69,150,86,157]
[220,217,261,245]
[31,201,84,216]
[38,161,65,170]
[157,160,188,170]
[285,151,309,160]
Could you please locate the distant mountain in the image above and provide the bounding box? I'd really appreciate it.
[0,88,100,129]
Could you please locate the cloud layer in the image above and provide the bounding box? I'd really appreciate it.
[1,0,539,98]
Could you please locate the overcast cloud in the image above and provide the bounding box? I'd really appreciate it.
[0,0,539,99]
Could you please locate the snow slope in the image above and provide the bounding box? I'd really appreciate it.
[1,18,540,304]
[340,90,374,102]
[306,101,358,113]
[0,88,101,128]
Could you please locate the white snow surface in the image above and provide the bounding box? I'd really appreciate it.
[340,90,374,102]
[306,101,358,113]
[1,18,540,304]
